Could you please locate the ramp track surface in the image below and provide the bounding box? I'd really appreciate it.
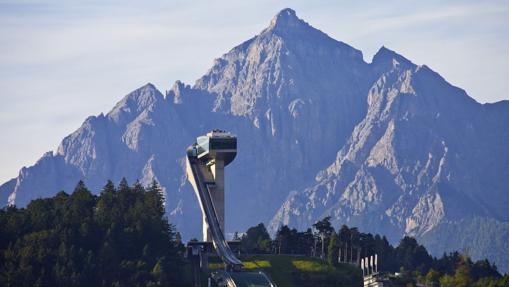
[187,155,243,270]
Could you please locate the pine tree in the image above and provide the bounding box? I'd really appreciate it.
[313,216,334,259]
[328,232,339,266]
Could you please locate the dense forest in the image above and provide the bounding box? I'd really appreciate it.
[1,180,508,287]
[0,180,188,287]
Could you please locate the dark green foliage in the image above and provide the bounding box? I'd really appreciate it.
[274,226,315,255]
[395,236,433,274]
[0,179,188,287]
[327,232,339,266]
[240,223,271,253]
[313,216,334,259]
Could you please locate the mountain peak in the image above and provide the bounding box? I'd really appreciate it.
[263,8,354,53]
[372,46,415,68]
[107,83,164,123]
[268,8,305,31]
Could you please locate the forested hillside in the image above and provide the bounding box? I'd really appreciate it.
[0,180,188,287]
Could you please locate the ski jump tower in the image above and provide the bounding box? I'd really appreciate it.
[185,130,276,286]
[186,130,242,271]
[186,130,236,241]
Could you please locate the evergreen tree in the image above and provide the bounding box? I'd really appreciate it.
[0,179,188,287]
[327,232,339,266]
[276,225,291,254]
[313,216,334,259]
[241,223,271,253]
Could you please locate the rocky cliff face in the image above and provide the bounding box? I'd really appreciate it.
[1,8,508,271]
[269,48,509,238]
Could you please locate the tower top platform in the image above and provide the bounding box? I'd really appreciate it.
[186,130,237,166]
[206,129,236,138]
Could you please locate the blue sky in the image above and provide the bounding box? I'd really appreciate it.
[1,0,508,183]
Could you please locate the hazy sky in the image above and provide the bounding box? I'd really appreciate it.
[1,0,508,184]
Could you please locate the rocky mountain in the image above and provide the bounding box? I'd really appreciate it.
[268,46,509,268]
[1,8,508,272]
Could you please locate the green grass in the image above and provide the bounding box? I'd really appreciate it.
[292,259,332,272]
[209,255,362,287]
[243,260,272,269]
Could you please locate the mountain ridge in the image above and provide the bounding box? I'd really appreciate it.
[1,8,508,272]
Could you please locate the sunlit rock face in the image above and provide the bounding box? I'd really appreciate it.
[1,8,509,272]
